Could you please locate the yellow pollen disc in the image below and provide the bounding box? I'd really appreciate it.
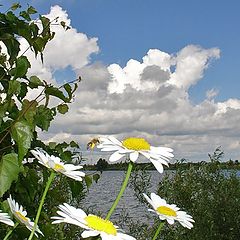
[84,215,117,236]
[16,211,28,222]
[122,137,150,151]
[157,206,177,217]
[54,163,65,171]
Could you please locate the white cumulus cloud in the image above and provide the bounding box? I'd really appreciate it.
[18,5,99,82]
[11,5,239,163]
[108,45,220,94]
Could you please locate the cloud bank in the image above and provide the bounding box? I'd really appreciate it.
[19,6,240,162]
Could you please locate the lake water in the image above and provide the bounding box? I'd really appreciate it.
[81,170,167,224]
[81,169,240,225]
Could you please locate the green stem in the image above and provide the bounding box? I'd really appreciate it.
[152,222,165,240]
[28,171,55,240]
[105,162,133,220]
[3,222,19,240]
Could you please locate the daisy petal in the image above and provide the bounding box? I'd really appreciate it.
[109,151,125,162]
[150,159,164,173]
[129,151,139,162]
[81,230,99,238]
[0,211,14,226]
[167,218,175,225]
[108,136,122,145]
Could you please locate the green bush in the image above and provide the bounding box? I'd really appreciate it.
[157,149,240,240]
[0,3,88,238]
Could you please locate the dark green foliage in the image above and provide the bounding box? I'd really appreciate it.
[11,120,33,162]
[129,165,152,203]
[0,3,86,239]
[156,149,240,240]
[0,153,21,197]
[96,158,109,171]
[125,149,240,239]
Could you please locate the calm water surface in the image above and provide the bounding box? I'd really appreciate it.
[82,170,168,223]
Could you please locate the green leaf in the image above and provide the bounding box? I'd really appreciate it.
[8,80,21,96]
[45,86,68,102]
[6,11,17,22]
[17,25,32,43]
[0,153,21,197]
[11,120,33,162]
[55,142,68,153]
[29,22,39,38]
[34,37,45,52]
[70,141,79,148]
[11,3,21,11]
[21,100,37,127]
[57,104,69,114]
[72,82,78,95]
[20,11,31,21]
[48,142,57,149]
[13,56,31,79]
[2,37,20,65]
[40,16,50,37]
[40,16,50,30]
[35,105,55,131]
[29,75,43,88]
[63,83,72,99]
[85,175,92,188]
[0,33,12,41]
[60,151,72,162]
[69,180,84,198]
[93,173,100,183]
[7,99,19,120]
[0,101,8,126]
[60,21,66,28]
[18,82,28,100]
[27,6,37,15]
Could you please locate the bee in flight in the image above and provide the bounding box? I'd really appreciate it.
[87,138,100,150]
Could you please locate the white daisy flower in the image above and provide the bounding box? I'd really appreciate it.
[52,203,136,240]
[143,193,194,229]
[97,136,174,173]
[0,210,14,226]
[30,148,85,181]
[7,195,43,236]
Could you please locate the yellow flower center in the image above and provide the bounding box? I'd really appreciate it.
[16,211,28,222]
[122,138,150,151]
[54,163,65,171]
[156,206,177,217]
[84,215,117,236]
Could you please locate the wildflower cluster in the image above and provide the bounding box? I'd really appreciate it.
[1,136,194,240]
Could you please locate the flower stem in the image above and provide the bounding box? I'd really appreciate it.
[28,171,55,240]
[152,222,165,240]
[3,222,19,240]
[105,161,133,220]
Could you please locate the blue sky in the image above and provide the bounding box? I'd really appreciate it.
[36,0,239,102]
[1,0,240,161]
[2,0,240,102]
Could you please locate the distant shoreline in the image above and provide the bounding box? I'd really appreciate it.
[83,160,240,171]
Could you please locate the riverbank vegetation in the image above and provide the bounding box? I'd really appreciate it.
[126,148,240,239]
